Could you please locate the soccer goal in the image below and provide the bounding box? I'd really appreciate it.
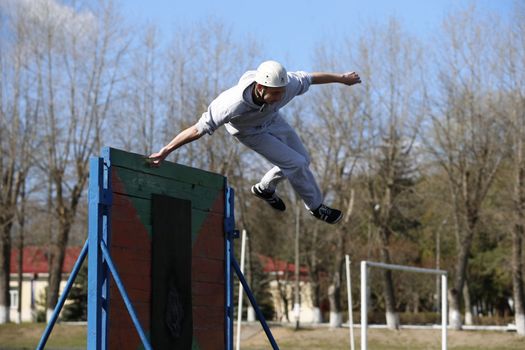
[360,261,448,350]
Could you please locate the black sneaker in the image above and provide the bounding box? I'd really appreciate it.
[251,185,286,211]
[310,204,343,224]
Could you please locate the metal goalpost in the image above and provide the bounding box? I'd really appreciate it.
[360,261,448,350]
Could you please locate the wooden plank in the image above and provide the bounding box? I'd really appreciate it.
[112,167,224,213]
[107,147,225,191]
[113,192,220,241]
[113,191,222,218]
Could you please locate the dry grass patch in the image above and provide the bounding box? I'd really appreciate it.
[238,325,525,350]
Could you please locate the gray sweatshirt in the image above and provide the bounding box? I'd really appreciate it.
[195,70,312,137]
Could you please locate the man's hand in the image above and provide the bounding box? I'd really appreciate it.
[340,72,361,86]
[147,149,167,167]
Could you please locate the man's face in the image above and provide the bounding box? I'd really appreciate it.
[257,84,286,104]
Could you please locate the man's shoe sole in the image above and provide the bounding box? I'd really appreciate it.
[330,213,344,224]
[310,210,343,224]
[250,186,286,211]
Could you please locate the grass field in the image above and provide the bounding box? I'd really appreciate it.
[1,323,524,349]
[241,325,525,350]
[0,323,85,349]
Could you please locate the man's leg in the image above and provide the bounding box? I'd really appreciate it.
[258,166,285,193]
[237,131,322,210]
[238,117,343,223]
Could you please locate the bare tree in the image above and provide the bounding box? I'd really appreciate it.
[0,2,38,323]
[113,25,161,154]
[501,1,525,336]
[161,18,259,177]
[289,35,368,327]
[508,99,525,335]
[16,0,130,319]
[427,7,506,330]
[352,18,426,330]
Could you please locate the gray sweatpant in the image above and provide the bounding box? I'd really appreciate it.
[236,116,323,210]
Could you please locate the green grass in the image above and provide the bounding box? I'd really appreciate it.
[240,326,525,350]
[0,323,85,349]
[2,323,525,350]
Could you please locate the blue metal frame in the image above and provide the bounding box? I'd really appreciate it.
[231,256,279,350]
[36,154,133,350]
[87,155,109,349]
[224,185,235,350]
[38,149,279,350]
[86,153,152,350]
[224,183,280,350]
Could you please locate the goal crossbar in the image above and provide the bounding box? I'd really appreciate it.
[360,261,448,350]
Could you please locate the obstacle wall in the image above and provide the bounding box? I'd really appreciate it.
[106,147,226,349]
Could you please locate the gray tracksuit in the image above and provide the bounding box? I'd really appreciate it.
[195,70,323,210]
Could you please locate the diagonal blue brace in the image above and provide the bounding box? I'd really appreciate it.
[232,256,280,350]
[224,184,280,350]
[100,241,152,350]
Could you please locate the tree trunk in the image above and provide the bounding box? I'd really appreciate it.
[379,229,399,330]
[0,223,12,324]
[309,265,322,324]
[512,220,525,336]
[280,284,290,322]
[46,205,74,320]
[412,292,420,314]
[328,230,345,328]
[512,139,525,335]
[16,233,23,324]
[16,183,25,324]
[449,285,463,329]
[463,281,473,325]
[46,174,84,320]
[382,268,399,329]
[310,282,322,324]
[309,224,322,324]
[449,288,462,329]
[448,201,475,331]
[450,220,475,330]
[328,279,342,328]
[275,264,291,322]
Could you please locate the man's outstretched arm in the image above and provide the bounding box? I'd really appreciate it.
[148,124,203,167]
[310,72,361,86]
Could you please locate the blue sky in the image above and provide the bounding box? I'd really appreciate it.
[124,0,513,70]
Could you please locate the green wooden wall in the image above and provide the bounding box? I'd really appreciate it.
[104,148,226,350]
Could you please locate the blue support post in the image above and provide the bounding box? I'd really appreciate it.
[36,240,89,350]
[224,185,235,350]
[100,147,112,346]
[232,256,280,350]
[87,156,111,350]
[39,148,187,349]
[225,184,279,350]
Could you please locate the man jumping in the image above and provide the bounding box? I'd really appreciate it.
[148,60,361,224]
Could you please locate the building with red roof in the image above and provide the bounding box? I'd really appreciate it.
[256,254,324,323]
[9,247,324,324]
[8,246,82,323]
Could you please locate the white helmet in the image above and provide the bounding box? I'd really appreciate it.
[254,60,289,87]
